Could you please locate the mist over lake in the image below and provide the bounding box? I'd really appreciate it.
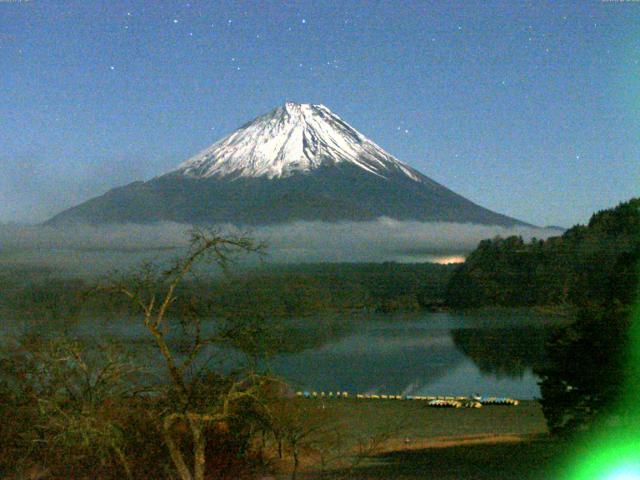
[0,220,561,276]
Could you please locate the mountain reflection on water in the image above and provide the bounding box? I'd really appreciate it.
[268,311,562,399]
[4,310,562,400]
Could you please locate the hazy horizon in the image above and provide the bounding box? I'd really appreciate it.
[0,219,562,276]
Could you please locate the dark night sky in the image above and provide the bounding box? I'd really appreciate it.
[1,0,638,226]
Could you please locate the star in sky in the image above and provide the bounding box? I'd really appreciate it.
[2,0,636,227]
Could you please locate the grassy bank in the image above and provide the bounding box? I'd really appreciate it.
[319,435,563,480]
[266,398,567,479]
[303,398,547,439]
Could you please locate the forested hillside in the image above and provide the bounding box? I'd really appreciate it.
[0,262,455,324]
[445,198,640,308]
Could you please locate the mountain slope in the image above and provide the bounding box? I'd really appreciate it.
[176,102,424,181]
[46,103,528,227]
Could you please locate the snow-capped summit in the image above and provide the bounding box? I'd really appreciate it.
[46,103,528,227]
[176,102,420,181]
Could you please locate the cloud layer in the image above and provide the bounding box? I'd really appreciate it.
[0,219,562,275]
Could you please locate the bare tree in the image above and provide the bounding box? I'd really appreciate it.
[0,336,143,479]
[264,399,329,480]
[99,228,271,480]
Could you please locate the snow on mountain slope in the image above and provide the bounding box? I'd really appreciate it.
[45,101,530,227]
[176,102,422,181]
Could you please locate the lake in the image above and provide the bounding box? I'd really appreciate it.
[2,308,564,400]
[267,310,563,400]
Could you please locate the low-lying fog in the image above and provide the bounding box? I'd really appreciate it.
[0,219,562,276]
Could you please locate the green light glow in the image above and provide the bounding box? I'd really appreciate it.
[604,466,640,480]
[563,429,640,480]
[563,295,640,479]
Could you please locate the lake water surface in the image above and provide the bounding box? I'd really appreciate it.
[3,309,563,400]
[268,310,563,400]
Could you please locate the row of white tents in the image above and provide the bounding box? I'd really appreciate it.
[295,391,518,407]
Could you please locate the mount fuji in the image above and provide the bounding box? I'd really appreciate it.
[46,102,527,226]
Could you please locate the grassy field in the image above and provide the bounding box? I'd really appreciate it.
[268,399,567,480]
[313,398,548,439]
[320,436,564,480]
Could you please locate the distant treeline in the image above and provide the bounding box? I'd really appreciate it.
[0,262,456,323]
[445,198,640,308]
[219,262,455,316]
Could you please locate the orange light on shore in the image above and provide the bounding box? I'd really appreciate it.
[433,255,466,265]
